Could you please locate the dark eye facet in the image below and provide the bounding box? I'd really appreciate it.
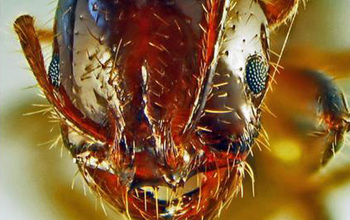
[48,54,60,87]
[245,55,268,94]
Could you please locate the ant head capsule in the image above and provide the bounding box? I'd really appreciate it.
[14,0,305,219]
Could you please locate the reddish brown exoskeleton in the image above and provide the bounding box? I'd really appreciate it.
[14,0,350,219]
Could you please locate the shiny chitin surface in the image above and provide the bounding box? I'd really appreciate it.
[51,0,270,219]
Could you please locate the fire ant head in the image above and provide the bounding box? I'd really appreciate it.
[47,0,300,219]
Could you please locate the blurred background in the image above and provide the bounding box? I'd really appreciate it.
[1,0,350,219]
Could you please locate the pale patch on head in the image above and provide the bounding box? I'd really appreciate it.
[66,126,114,173]
[240,103,255,122]
[71,0,120,123]
[221,0,269,82]
[67,126,86,147]
[213,0,269,126]
[74,151,114,173]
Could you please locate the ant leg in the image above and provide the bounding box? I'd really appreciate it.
[264,68,350,168]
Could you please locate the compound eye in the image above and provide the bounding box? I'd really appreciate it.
[48,54,60,88]
[245,55,268,94]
